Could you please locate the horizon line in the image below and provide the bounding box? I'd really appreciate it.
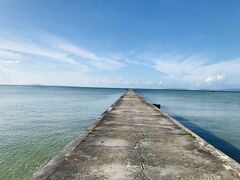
[0,83,240,92]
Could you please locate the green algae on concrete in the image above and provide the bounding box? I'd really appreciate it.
[31,90,240,180]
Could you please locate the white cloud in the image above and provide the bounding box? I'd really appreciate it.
[0,33,127,86]
[205,74,225,83]
[154,54,205,76]
[0,50,21,78]
[153,54,240,88]
[0,34,125,70]
[0,49,22,60]
[0,37,78,64]
[0,64,7,72]
[1,33,240,89]
[84,76,164,88]
[43,36,125,70]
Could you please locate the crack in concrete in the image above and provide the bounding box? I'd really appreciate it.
[134,132,150,179]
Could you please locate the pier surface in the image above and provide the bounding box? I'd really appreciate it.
[32,90,240,180]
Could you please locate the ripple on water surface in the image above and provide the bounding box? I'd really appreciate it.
[0,86,124,179]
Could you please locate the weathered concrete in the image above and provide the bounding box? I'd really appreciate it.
[31,90,240,180]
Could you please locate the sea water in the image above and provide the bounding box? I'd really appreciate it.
[0,86,239,179]
[0,85,124,179]
[136,89,240,163]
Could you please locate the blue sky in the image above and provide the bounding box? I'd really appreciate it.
[0,0,240,89]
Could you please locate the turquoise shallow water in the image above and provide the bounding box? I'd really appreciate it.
[136,89,240,163]
[0,86,124,180]
[0,86,239,179]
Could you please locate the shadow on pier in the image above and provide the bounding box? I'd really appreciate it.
[173,115,240,163]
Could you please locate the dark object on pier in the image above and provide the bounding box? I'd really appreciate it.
[153,104,161,109]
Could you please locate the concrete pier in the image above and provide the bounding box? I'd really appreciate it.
[31,90,240,179]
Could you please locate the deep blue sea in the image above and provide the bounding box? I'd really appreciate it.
[0,86,239,179]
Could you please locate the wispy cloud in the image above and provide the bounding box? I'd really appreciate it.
[43,35,125,70]
[0,49,20,75]
[0,34,125,70]
[1,33,240,89]
[153,53,240,88]
[0,33,127,86]
[0,49,22,61]
[0,37,78,64]
[154,54,205,77]
[90,76,164,88]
